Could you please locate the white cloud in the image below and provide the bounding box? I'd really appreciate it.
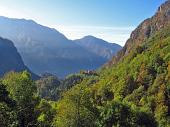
[53,25,135,46]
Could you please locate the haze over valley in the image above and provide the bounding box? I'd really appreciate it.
[0,16,122,77]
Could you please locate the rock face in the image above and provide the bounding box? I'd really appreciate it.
[107,0,170,66]
[74,35,122,59]
[0,17,117,77]
[0,37,38,78]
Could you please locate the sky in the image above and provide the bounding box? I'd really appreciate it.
[0,0,167,46]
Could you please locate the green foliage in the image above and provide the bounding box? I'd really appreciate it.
[36,75,61,100]
[37,99,56,127]
[54,82,97,127]
[0,103,18,127]
[61,74,84,90]
[2,71,40,127]
[3,71,37,104]
[0,83,18,127]
[36,73,89,101]
[96,101,157,127]
[96,101,134,127]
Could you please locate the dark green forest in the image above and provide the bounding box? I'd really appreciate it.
[1,1,170,127]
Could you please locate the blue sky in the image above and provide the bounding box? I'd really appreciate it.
[0,0,166,46]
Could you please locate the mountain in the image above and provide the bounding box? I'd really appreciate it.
[74,35,122,59]
[107,0,170,66]
[53,1,170,127]
[0,37,38,79]
[0,17,119,77]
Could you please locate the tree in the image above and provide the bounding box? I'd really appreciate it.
[96,101,133,127]
[2,71,40,127]
[36,75,61,100]
[54,83,97,127]
[37,99,56,127]
[0,82,18,126]
[137,64,156,89]
[96,101,157,127]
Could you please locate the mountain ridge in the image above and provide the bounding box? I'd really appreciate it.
[106,0,170,66]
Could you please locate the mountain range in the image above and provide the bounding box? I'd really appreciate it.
[0,17,121,77]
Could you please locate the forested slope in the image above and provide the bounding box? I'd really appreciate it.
[54,1,170,126]
[54,21,170,127]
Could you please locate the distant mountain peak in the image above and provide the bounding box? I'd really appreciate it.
[77,35,119,45]
[74,36,122,59]
[83,35,99,39]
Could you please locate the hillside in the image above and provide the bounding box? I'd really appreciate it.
[0,17,120,77]
[0,37,38,79]
[74,35,122,59]
[52,1,170,126]
[50,29,170,125]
